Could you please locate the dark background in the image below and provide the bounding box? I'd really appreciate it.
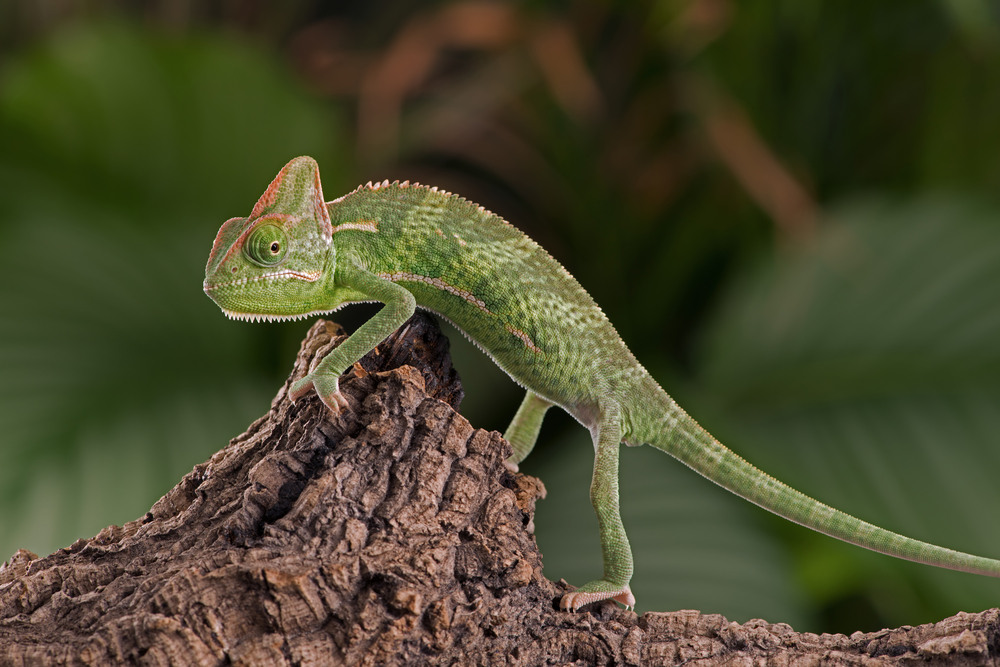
[2,0,1000,634]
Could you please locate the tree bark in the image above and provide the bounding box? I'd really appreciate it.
[1,313,998,666]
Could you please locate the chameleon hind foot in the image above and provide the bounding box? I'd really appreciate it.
[289,373,350,413]
[559,583,635,612]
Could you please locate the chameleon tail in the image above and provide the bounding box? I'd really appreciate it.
[638,384,1000,577]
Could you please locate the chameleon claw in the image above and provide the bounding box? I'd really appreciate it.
[504,460,520,473]
[616,587,637,610]
[289,374,349,413]
[319,389,350,413]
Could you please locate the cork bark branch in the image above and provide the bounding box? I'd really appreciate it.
[2,313,998,666]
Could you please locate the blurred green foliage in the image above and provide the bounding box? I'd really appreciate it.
[695,197,1000,628]
[0,23,345,564]
[2,0,1000,635]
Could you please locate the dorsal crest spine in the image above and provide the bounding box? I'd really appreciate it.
[331,179,501,221]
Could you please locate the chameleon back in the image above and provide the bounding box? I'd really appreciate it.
[326,181,646,430]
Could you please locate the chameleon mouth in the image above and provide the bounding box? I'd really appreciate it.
[203,269,323,292]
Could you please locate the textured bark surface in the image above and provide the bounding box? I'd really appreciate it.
[2,313,999,666]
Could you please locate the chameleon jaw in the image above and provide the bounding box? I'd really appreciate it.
[206,269,331,322]
[203,269,323,292]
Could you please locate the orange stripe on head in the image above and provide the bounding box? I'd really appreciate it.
[247,156,333,241]
[312,166,333,238]
[249,170,284,220]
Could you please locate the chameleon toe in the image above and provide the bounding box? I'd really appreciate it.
[288,377,314,403]
[559,584,634,612]
[318,389,350,414]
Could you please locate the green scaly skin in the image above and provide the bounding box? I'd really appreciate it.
[204,156,1000,612]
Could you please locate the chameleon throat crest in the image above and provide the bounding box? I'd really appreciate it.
[220,307,340,324]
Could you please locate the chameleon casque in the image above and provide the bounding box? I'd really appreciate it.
[204,156,1000,611]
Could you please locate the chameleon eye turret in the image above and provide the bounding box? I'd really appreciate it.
[245,224,287,266]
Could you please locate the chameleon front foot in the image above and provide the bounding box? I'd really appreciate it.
[289,373,350,413]
[560,583,635,612]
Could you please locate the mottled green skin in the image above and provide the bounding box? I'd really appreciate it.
[205,157,1000,612]
[332,183,634,424]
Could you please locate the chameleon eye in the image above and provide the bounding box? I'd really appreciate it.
[245,224,287,266]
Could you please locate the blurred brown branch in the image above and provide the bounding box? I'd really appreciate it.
[357,2,519,159]
[285,0,816,244]
[350,2,604,161]
[703,99,819,242]
[529,19,604,125]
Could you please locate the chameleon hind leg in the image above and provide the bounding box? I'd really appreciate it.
[503,390,553,471]
[560,410,635,612]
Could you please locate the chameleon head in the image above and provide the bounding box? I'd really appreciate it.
[203,156,337,321]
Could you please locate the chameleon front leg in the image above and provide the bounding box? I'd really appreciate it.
[290,262,416,412]
[503,390,554,471]
[560,410,636,612]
